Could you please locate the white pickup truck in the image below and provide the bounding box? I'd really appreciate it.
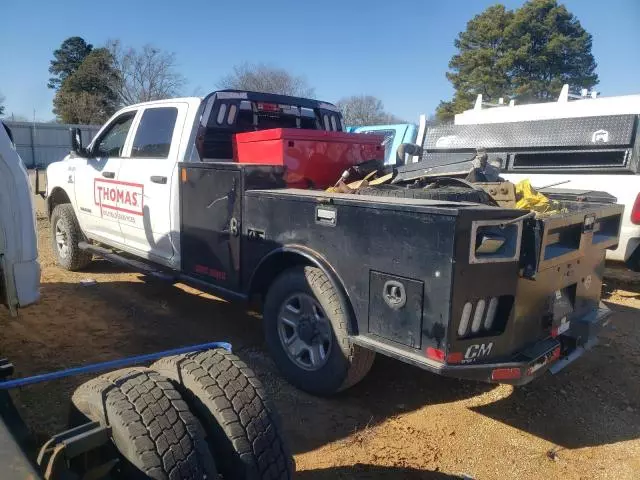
[0,122,40,314]
[43,89,624,401]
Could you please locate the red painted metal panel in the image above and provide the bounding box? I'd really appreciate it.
[234,128,384,189]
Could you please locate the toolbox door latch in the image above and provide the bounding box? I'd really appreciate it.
[383,280,407,310]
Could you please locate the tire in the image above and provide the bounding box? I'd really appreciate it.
[263,266,375,396]
[71,368,218,480]
[355,184,496,204]
[152,349,294,480]
[50,203,92,271]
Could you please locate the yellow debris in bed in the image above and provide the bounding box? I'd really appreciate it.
[515,179,564,216]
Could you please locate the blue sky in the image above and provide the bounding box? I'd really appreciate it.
[1,0,638,122]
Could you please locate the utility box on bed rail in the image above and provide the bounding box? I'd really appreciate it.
[233,128,384,189]
[178,160,624,389]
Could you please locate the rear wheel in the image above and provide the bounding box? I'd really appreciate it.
[263,266,375,395]
[152,349,294,479]
[71,367,217,480]
[50,203,92,271]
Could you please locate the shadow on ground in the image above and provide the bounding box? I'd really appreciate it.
[297,464,466,479]
[472,298,640,449]
[7,279,491,454]
[4,274,639,457]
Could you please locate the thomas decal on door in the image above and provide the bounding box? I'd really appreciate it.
[94,178,144,221]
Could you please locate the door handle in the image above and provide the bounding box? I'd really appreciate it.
[150,176,167,184]
[102,171,115,179]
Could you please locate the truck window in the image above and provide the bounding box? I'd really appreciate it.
[95,112,136,157]
[198,96,343,159]
[131,107,178,158]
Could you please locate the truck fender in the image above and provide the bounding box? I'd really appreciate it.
[46,187,72,219]
[248,245,359,335]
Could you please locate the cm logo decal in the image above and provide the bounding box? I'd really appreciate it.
[464,342,493,360]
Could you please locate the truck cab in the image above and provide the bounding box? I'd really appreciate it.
[0,122,40,314]
[45,91,347,270]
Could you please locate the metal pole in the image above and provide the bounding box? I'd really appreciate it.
[0,341,232,390]
[29,122,36,169]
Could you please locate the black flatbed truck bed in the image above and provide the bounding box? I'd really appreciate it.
[176,161,623,393]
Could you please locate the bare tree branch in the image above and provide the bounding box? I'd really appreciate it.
[218,63,315,97]
[336,95,404,126]
[108,40,186,106]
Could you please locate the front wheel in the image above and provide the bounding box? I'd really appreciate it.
[263,266,375,395]
[50,203,92,271]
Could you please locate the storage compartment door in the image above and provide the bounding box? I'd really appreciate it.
[180,166,241,289]
[368,271,424,348]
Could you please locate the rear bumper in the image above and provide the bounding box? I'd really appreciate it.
[353,303,611,385]
[606,226,640,262]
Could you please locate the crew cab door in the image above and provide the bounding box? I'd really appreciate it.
[117,103,187,264]
[75,111,137,245]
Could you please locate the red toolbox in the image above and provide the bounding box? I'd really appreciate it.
[233,128,384,189]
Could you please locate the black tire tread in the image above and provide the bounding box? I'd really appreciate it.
[50,203,92,271]
[71,367,217,480]
[264,266,375,395]
[304,267,375,391]
[152,349,294,480]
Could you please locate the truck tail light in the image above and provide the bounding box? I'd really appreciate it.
[257,102,279,112]
[426,347,445,363]
[631,193,640,225]
[491,368,521,381]
[447,352,463,364]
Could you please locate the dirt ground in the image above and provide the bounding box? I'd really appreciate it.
[1,218,639,479]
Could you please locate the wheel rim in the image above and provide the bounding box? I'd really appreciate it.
[277,293,332,371]
[55,221,69,258]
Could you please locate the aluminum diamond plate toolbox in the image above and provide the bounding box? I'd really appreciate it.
[424,115,638,150]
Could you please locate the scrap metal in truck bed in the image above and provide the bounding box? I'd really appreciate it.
[43,90,624,396]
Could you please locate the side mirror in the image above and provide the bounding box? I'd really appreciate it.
[69,127,89,157]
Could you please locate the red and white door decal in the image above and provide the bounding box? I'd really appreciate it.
[94,178,144,223]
